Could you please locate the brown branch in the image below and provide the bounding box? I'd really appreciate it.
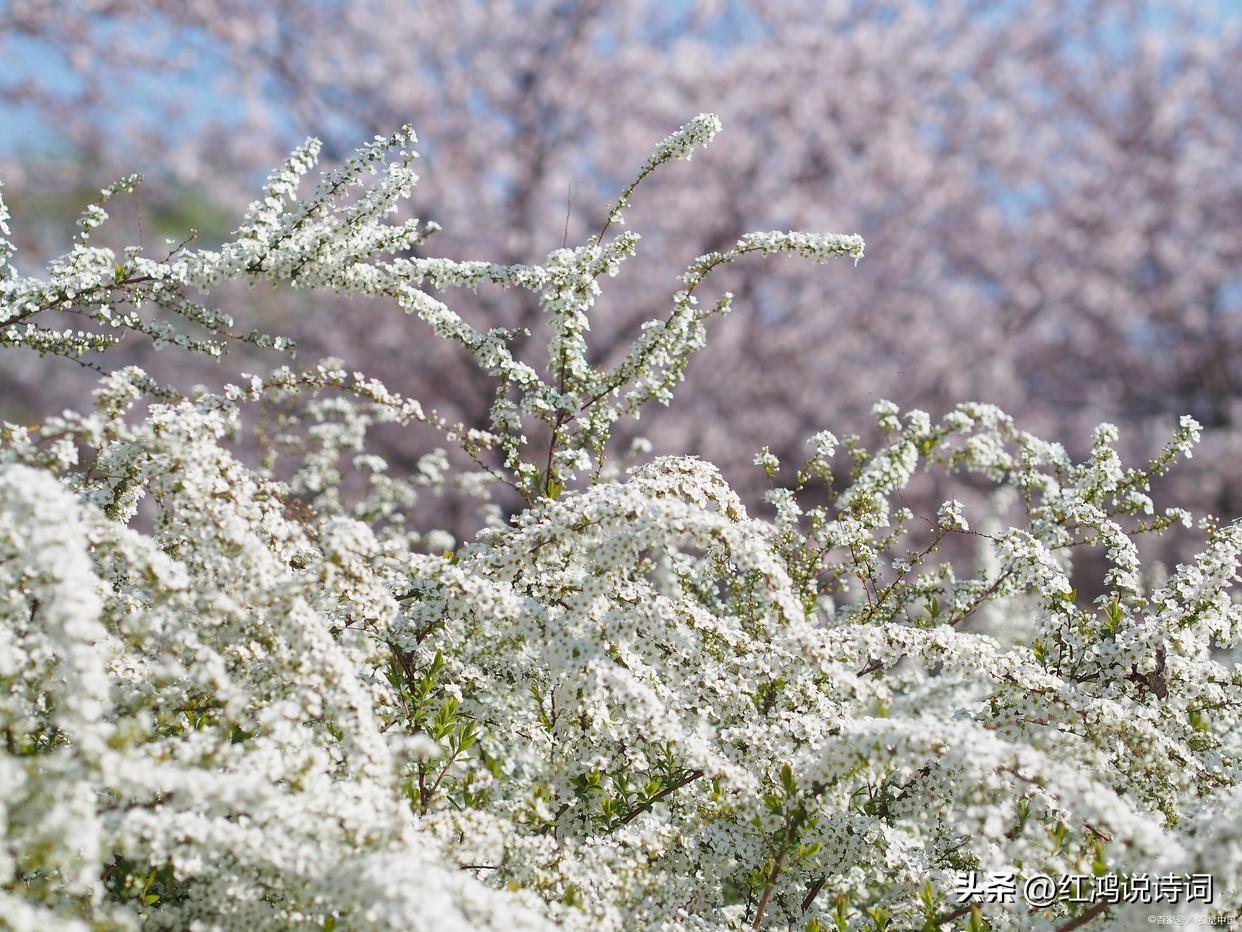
[952,567,1014,627]
[932,902,978,927]
[800,876,826,913]
[751,850,786,929]
[617,769,705,827]
[1054,899,1111,932]
[856,657,887,677]
[1083,821,1113,842]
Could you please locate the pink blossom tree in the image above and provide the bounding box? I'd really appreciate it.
[2,0,1238,526]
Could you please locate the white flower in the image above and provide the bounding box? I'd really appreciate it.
[0,114,1236,931]
[937,499,969,532]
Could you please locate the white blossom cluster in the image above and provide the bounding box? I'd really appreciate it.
[0,117,1238,930]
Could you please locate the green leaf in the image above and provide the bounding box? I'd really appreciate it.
[780,762,797,797]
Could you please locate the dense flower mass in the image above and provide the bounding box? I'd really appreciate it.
[0,117,1239,930]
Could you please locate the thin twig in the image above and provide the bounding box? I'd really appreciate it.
[617,769,705,827]
[932,902,977,926]
[1054,900,1111,932]
[750,851,785,929]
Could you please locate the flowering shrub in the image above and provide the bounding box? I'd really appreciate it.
[0,117,1238,930]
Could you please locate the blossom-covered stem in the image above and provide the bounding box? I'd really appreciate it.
[750,850,786,930]
[0,113,1236,932]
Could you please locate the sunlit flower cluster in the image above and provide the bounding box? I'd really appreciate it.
[0,116,1237,930]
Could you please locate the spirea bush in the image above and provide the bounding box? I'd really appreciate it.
[0,116,1238,931]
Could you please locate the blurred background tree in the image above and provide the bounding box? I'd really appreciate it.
[2,0,1239,538]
